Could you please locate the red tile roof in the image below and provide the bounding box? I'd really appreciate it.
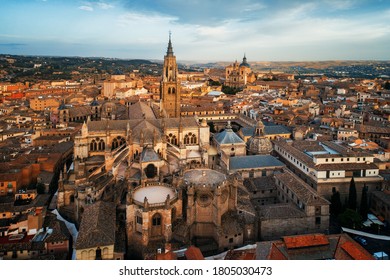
[340,241,375,260]
[268,243,288,260]
[283,234,329,249]
[185,246,204,260]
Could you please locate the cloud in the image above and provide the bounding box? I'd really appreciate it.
[78,5,94,12]
[97,2,114,10]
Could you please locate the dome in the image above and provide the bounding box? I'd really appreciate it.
[183,169,226,189]
[247,136,273,155]
[239,55,250,68]
[246,119,272,154]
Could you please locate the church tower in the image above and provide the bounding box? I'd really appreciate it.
[161,33,181,118]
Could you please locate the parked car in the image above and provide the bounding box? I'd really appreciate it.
[354,236,368,245]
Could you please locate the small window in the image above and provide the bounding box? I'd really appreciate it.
[315,217,321,225]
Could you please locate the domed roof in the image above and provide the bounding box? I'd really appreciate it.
[246,119,272,154]
[239,54,250,68]
[214,121,245,145]
[247,136,272,155]
[183,169,226,188]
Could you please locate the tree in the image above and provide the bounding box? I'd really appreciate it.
[348,177,357,210]
[338,209,362,229]
[330,189,342,216]
[360,185,369,220]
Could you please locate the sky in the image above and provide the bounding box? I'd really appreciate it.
[0,0,389,61]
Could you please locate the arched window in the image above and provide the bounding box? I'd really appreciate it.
[152,214,161,226]
[184,135,189,145]
[111,138,118,150]
[151,213,162,237]
[191,134,197,144]
[88,249,95,260]
[168,88,171,94]
[81,250,88,260]
[95,247,102,260]
[98,139,105,151]
[111,136,126,150]
[102,247,109,259]
[172,88,176,94]
[90,140,97,151]
[167,133,178,146]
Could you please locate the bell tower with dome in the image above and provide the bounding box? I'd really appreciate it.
[247,119,273,155]
[225,54,252,88]
[160,33,181,118]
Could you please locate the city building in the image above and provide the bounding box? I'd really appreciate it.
[273,139,383,204]
[225,55,253,88]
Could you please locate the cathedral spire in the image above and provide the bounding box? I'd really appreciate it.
[166,31,174,56]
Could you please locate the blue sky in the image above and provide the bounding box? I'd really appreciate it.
[0,0,389,61]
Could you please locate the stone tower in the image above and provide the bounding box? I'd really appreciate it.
[161,33,181,118]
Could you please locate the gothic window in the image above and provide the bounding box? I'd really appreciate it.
[184,134,189,145]
[90,140,97,151]
[167,133,178,145]
[112,136,126,150]
[191,133,197,144]
[111,138,118,150]
[172,88,176,94]
[98,139,105,151]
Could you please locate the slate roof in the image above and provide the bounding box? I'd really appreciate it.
[275,171,330,206]
[229,155,284,171]
[43,213,71,243]
[75,201,116,250]
[140,147,160,162]
[128,101,157,120]
[214,128,245,145]
[244,176,277,191]
[87,118,199,132]
[258,203,306,220]
[241,125,291,137]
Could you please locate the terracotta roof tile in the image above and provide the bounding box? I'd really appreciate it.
[185,245,204,260]
[283,234,329,249]
[268,243,288,260]
[340,241,375,260]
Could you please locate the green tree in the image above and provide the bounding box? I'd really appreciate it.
[359,185,369,220]
[338,209,362,229]
[348,177,357,210]
[330,188,342,216]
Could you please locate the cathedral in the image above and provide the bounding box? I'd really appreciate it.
[57,36,257,258]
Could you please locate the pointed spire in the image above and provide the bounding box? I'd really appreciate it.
[166,31,174,56]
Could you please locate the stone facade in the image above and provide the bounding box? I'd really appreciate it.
[225,55,252,88]
[160,34,181,118]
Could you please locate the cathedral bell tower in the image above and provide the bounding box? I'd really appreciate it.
[161,33,181,118]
